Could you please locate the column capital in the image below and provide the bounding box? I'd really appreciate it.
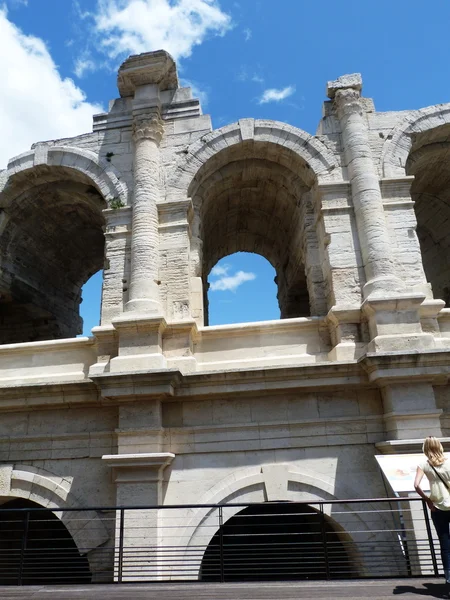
[102,453,175,484]
[333,87,363,118]
[133,112,164,144]
[326,73,362,99]
[327,73,363,119]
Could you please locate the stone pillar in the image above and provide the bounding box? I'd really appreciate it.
[102,453,174,581]
[327,74,402,299]
[125,112,164,315]
[382,383,442,440]
[328,74,435,353]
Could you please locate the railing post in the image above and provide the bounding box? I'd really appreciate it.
[395,499,412,577]
[118,508,125,583]
[219,506,225,583]
[422,499,439,576]
[18,511,30,586]
[320,503,331,580]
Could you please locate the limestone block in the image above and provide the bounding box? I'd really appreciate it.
[261,464,290,501]
[0,464,12,495]
[318,392,359,418]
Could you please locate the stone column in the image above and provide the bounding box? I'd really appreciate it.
[327,74,403,298]
[126,112,164,315]
[328,74,435,353]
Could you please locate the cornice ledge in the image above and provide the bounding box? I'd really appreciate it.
[178,360,368,398]
[360,349,450,384]
[376,437,450,455]
[102,453,175,469]
[90,368,182,400]
[0,380,99,410]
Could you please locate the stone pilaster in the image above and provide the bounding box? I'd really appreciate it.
[328,74,434,353]
[327,75,403,298]
[110,148,168,369]
[102,452,175,581]
[382,383,442,440]
[125,112,164,315]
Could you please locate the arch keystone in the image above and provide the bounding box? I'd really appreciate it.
[239,118,255,141]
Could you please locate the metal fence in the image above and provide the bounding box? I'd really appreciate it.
[0,497,441,585]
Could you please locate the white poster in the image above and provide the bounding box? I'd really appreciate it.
[375,453,433,493]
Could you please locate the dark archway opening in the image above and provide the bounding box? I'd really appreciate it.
[0,166,106,344]
[200,503,349,582]
[0,499,91,585]
[406,125,450,306]
[189,141,328,327]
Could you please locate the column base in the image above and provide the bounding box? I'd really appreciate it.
[110,353,166,372]
[368,332,436,353]
[125,298,163,315]
[384,410,443,440]
[110,315,167,374]
[363,275,405,298]
[363,293,436,353]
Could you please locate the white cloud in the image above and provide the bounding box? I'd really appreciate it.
[243,27,251,41]
[211,264,229,277]
[210,270,256,292]
[74,54,97,78]
[0,8,102,169]
[258,85,295,104]
[236,65,247,82]
[93,0,232,62]
[7,0,28,7]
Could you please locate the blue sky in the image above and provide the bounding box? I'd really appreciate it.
[1,0,450,334]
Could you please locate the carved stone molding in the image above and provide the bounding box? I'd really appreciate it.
[333,88,363,119]
[133,113,164,144]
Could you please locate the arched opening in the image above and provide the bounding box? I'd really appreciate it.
[0,498,91,585]
[406,124,450,305]
[189,140,327,326]
[79,270,104,336]
[200,503,349,582]
[0,165,106,343]
[207,253,279,325]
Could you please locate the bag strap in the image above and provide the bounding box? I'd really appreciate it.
[429,462,450,491]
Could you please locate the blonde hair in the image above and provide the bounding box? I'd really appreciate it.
[423,436,446,466]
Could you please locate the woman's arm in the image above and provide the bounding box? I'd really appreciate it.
[414,466,435,511]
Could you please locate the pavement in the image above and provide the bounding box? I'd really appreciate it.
[0,579,449,600]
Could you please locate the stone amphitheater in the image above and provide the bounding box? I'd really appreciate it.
[1,49,450,583]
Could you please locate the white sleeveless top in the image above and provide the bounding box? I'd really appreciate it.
[420,458,450,510]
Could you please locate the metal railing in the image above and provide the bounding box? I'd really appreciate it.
[0,497,442,585]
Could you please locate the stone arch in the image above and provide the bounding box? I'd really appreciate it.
[381,104,450,177]
[0,464,109,555]
[169,121,334,324]
[0,146,128,343]
[1,145,128,207]
[164,465,394,580]
[381,105,450,305]
[167,119,339,201]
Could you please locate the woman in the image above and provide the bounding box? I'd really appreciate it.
[415,436,450,584]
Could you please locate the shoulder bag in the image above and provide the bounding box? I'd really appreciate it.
[429,462,450,492]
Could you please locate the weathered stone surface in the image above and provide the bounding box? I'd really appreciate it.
[2,52,450,584]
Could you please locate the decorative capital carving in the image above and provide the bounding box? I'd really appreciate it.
[333,88,363,119]
[133,113,164,144]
